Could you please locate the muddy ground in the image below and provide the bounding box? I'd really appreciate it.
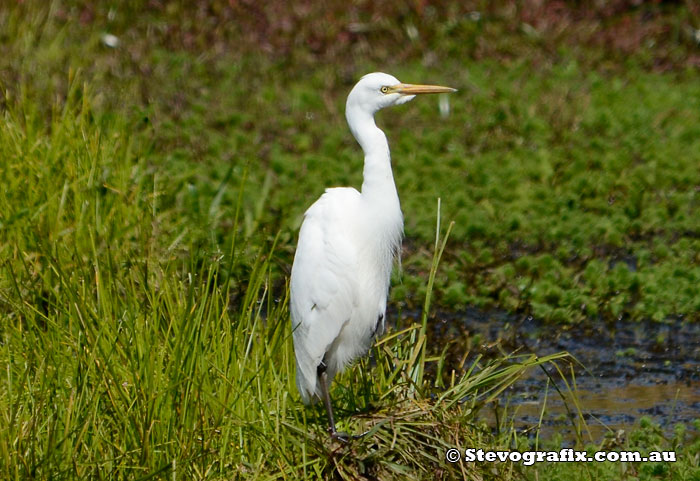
[421,308,700,443]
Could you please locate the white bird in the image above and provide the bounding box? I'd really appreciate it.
[290,72,456,440]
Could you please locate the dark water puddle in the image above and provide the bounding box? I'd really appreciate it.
[425,308,700,444]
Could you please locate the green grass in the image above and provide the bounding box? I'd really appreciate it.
[1,79,696,481]
[0,91,571,478]
[1,1,699,479]
[2,1,699,324]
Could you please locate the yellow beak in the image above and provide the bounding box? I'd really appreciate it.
[393,83,457,95]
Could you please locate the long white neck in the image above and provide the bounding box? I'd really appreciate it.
[346,105,399,201]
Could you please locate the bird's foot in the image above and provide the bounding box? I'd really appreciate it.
[329,428,372,443]
[329,429,351,443]
[351,429,370,440]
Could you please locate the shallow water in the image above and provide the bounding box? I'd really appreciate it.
[426,308,700,444]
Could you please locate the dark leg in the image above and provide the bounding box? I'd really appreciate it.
[317,362,349,442]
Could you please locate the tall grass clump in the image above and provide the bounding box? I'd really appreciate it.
[0,80,295,477]
[0,83,575,480]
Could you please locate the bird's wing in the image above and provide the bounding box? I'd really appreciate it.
[290,187,361,403]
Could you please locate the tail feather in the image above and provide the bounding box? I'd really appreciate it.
[295,363,319,405]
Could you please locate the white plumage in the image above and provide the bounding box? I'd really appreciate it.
[290,72,455,439]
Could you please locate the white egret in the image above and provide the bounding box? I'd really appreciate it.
[290,72,456,440]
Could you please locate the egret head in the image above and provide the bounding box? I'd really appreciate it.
[346,72,456,115]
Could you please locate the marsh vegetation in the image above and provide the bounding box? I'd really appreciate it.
[1,1,698,479]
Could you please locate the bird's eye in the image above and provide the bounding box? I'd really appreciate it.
[380,86,389,94]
